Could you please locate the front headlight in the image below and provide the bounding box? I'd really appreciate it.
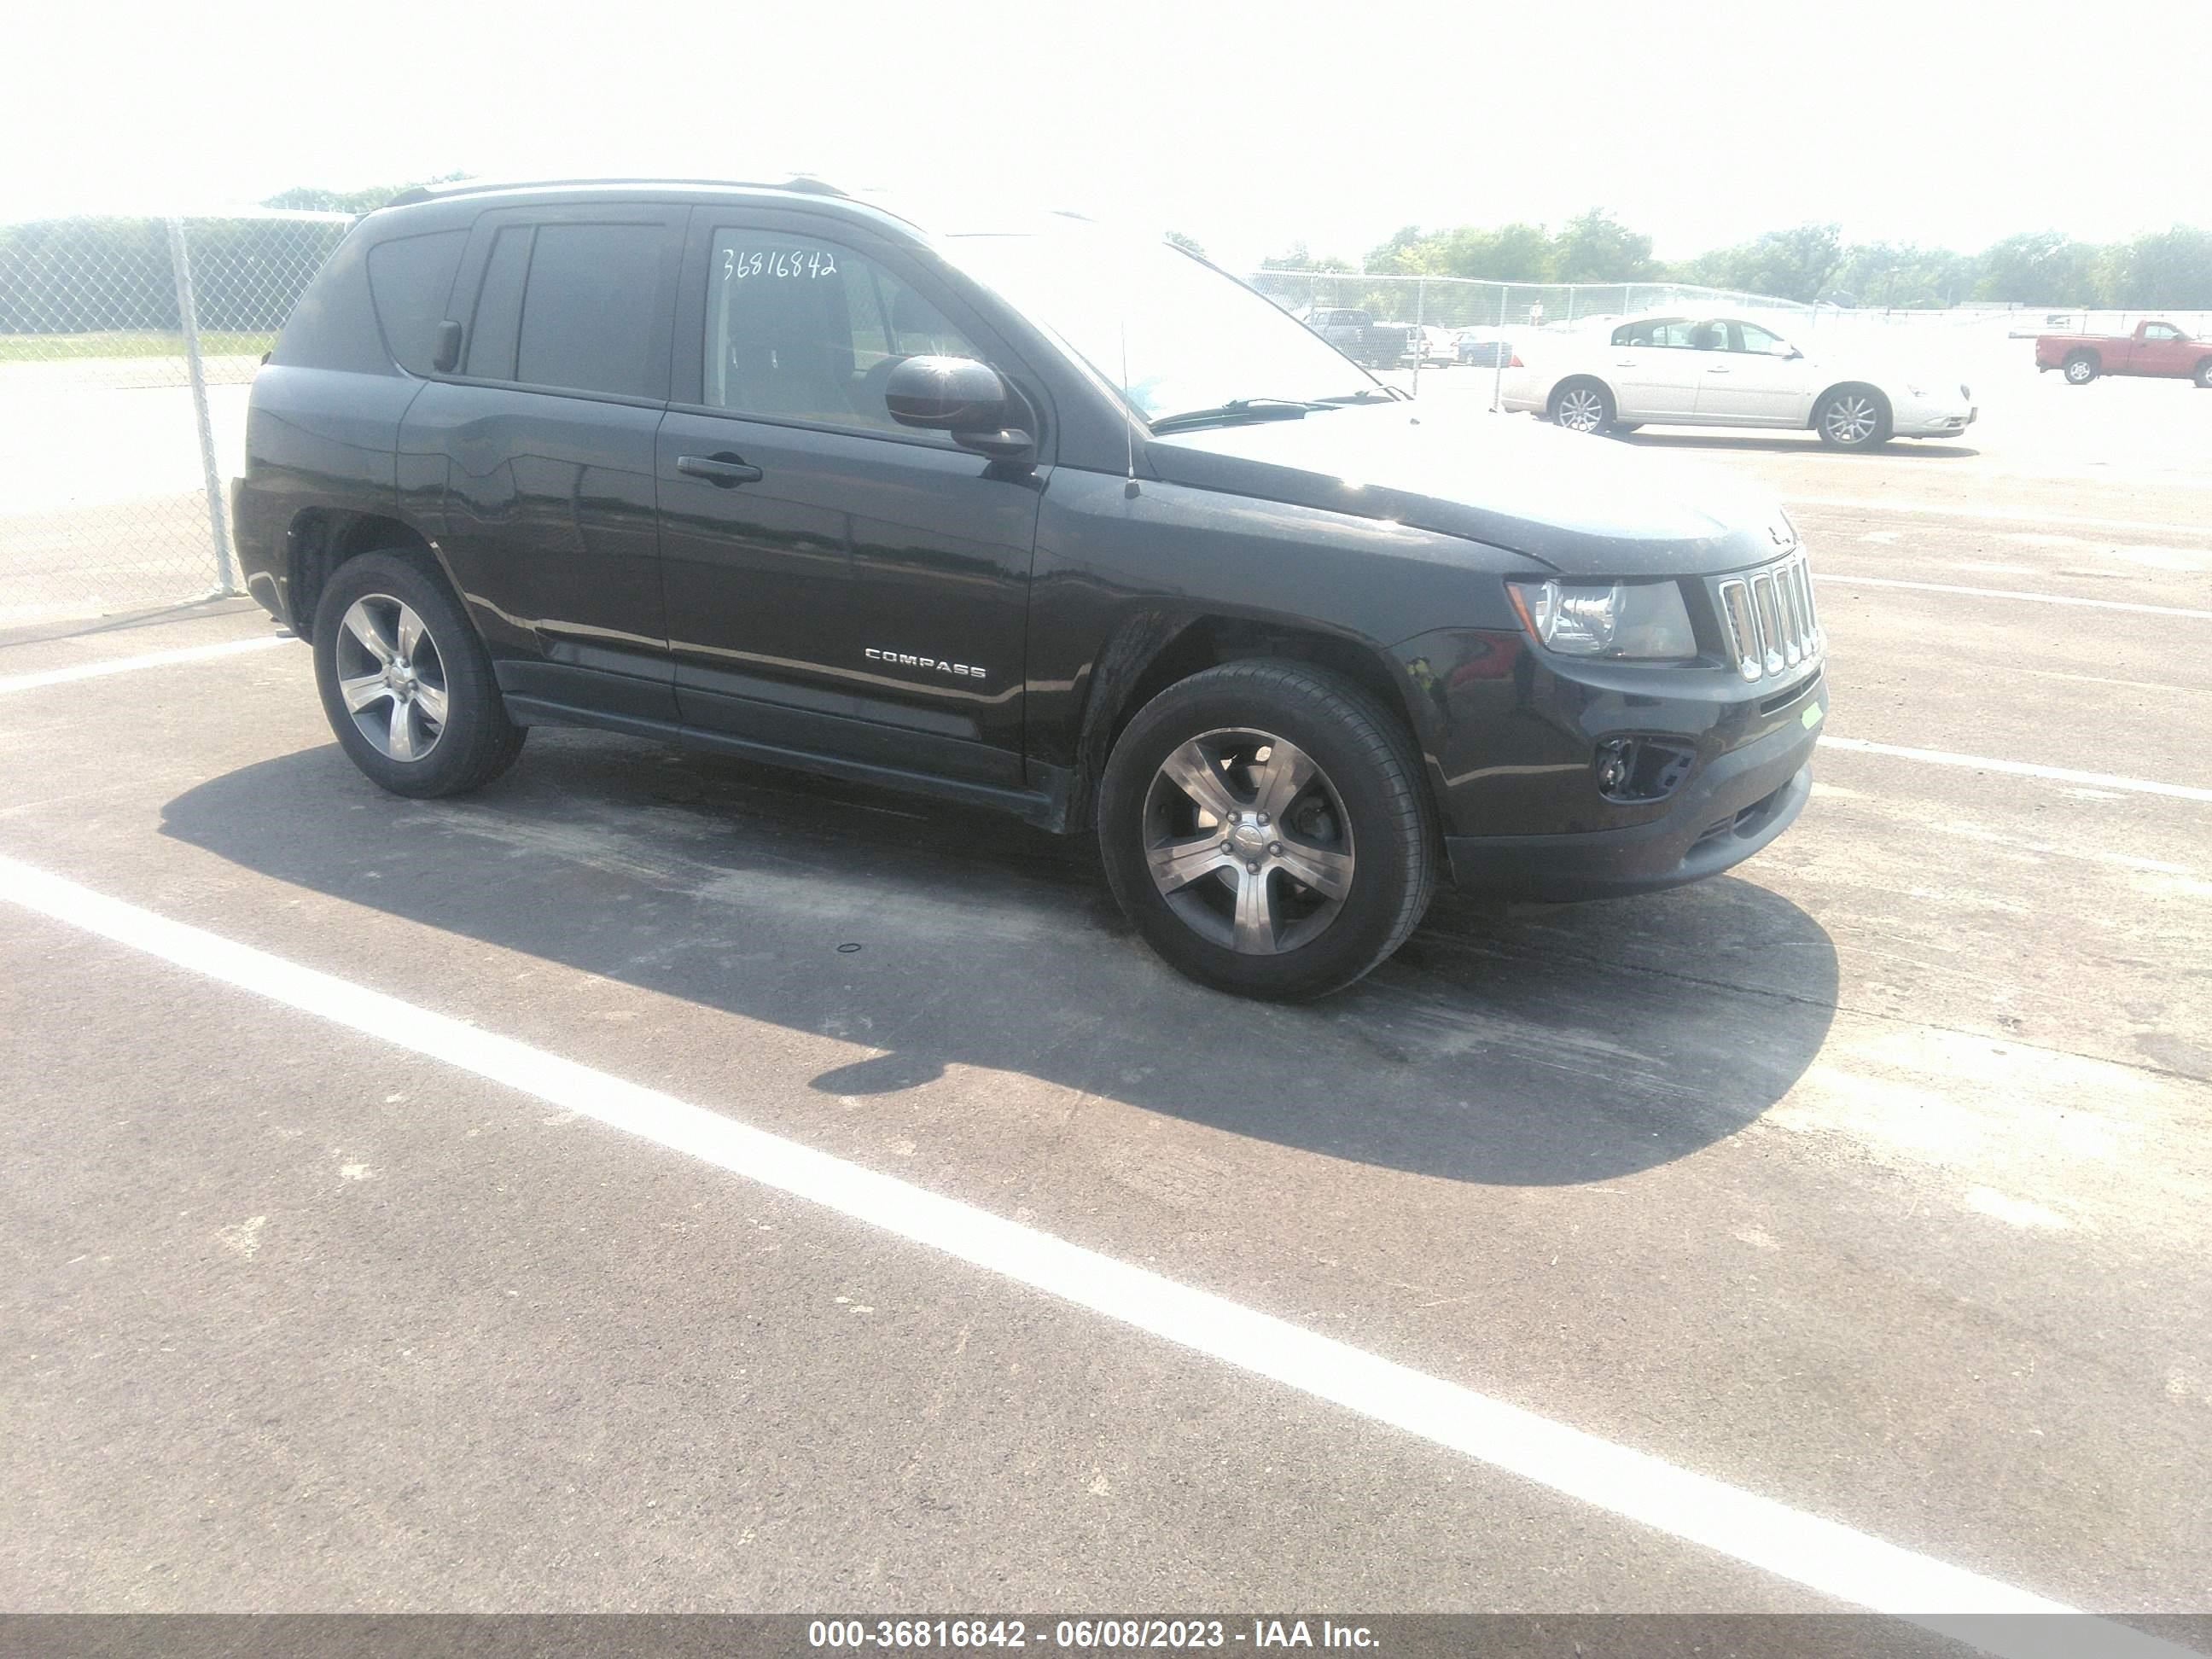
[1506,579,1697,660]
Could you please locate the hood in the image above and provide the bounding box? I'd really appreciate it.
[1146,403,1791,577]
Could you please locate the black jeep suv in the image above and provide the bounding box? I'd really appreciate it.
[233,176,1826,999]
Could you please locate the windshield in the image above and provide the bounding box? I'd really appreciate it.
[944,232,1379,425]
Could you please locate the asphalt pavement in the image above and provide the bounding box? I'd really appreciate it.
[3,372,2209,1650]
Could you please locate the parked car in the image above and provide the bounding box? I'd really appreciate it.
[1298,307,1421,370]
[1502,311,1975,448]
[233,177,1826,999]
[1455,328,1518,368]
[1412,324,1458,367]
[2035,320,2212,387]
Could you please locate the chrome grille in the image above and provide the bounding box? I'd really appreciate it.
[1715,551,1820,683]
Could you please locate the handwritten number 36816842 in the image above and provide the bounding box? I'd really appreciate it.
[722,248,840,282]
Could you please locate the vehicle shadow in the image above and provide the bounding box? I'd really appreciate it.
[1617,432,1981,459]
[160,728,1839,1187]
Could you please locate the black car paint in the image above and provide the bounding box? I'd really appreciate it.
[235,180,1822,898]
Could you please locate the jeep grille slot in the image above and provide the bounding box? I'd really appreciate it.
[1715,552,1819,684]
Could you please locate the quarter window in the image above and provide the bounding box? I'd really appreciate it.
[704,230,980,430]
[365,230,467,375]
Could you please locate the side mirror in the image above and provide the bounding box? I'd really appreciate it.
[884,355,1034,462]
[885,355,1010,429]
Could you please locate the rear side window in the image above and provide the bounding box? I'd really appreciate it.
[514,223,667,398]
[365,230,467,375]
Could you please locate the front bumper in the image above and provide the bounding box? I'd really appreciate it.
[1890,392,1977,439]
[1447,736,1816,901]
[1394,614,1828,903]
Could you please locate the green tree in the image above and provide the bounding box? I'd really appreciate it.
[2104,225,2212,309]
[1429,223,1555,282]
[1830,242,1978,309]
[1686,224,1843,303]
[1970,230,2100,304]
[1550,209,1656,283]
[1165,230,1207,258]
[1260,241,1356,274]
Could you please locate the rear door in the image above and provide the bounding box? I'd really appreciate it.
[399,202,685,719]
[655,207,1045,788]
[1606,317,1705,419]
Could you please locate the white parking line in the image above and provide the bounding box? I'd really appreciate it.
[1815,573,2212,620]
[0,634,292,696]
[1,852,2196,1659]
[1790,497,2207,538]
[1819,737,2212,802]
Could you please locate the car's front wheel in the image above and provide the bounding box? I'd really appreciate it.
[2195,358,2212,389]
[1549,379,1615,434]
[1814,387,1891,449]
[1097,661,1436,999]
[311,550,526,798]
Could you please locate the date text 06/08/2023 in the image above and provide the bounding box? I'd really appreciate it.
[806,1618,1379,1650]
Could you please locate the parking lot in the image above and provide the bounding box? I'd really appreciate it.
[3,363,2209,1650]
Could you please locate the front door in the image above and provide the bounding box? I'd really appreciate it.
[1693,318,1811,426]
[2135,322,2192,375]
[656,210,1045,789]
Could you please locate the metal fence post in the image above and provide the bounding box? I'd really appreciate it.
[166,217,236,596]
[1491,284,1508,412]
[1412,279,1424,396]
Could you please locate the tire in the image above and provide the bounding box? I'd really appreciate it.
[2195,358,2212,389]
[2063,352,2098,386]
[311,549,526,798]
[1814,386,1891,450]
[1096,660,1437,1000]
[1549,379,1615,434]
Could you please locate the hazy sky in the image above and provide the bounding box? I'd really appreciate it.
[7,0,2207,268]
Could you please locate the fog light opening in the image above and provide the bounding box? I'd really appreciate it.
[1595,736,1696,804]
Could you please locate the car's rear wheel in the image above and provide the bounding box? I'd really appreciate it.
[2063,352,2098,385]
[1814,387,1891,449]
[1550,379,1614,434]
[311,550,526,798]
[1097,661,1436,1000]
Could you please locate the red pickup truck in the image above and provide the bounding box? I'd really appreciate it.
[2036,320,2212,387]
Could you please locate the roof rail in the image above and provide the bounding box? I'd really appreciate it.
[382,175,847,207]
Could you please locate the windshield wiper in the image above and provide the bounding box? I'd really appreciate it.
[1148,397,1338,434]
[1315,388,1404,404]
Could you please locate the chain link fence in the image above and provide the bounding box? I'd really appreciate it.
[1,211,351,630]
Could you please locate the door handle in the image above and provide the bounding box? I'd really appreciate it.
[677,453,764,486]
[1615,358,1637,366]
[1705,366,1730,374]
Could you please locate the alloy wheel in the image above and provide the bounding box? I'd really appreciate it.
[1822,393,1879,445]
[1556,387,1607,432]
[334,594,449,762]
[1141,728,1355,956]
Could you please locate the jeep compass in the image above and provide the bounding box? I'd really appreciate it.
[232,177,1826,998]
